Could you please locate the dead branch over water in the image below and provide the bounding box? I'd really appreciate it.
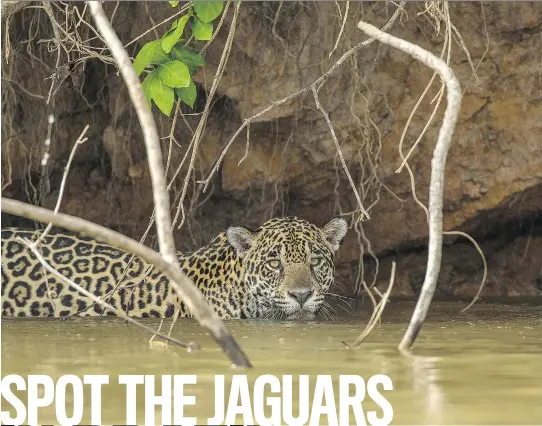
[356,20,462,351]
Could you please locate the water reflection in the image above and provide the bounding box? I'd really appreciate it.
[401,352,444,424]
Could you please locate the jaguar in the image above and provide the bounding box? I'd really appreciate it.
[1,216,347,319]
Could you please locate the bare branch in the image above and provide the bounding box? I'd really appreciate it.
[85,1,251,367]
[2,198,252,367]
[329,1,349,58]
[454,230,488,312]
[356,20,461,351]
[124,6,189,49]
[200,0,231,54]
[42,1,66,104]
[87,1,175,262]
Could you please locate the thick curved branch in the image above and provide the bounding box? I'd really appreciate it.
[2,198,252,367]
[84,1,250,367]
[356,21,461,350]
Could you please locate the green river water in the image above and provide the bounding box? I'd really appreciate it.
[1,301,541,425]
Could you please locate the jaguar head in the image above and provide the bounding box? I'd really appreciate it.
[227,216,347,320]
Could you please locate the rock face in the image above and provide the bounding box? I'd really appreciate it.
[2,2,541,300]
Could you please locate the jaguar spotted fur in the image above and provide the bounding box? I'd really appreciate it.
[1,216,347,319]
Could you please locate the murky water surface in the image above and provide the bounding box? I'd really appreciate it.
[2,302,541,424]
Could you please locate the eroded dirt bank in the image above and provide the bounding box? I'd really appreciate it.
[2,2,541,298]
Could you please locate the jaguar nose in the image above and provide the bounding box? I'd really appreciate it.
[287,289,314,307]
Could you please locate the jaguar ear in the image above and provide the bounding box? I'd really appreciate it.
[227,226,257,258]
[322,217,348,251]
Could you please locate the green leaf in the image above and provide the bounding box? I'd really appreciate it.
[175,80,197,108]
[193,1,223,24]
[158,60,190,88]
[150,75,175,116]
[170,46,204,75]
[161,14,190,53]
[133,40,169,75]
[141,70,159,109]
[192,18,213,41]
[169,1,179,6]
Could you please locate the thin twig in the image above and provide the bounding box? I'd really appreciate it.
[453,230,488,312]
[237,123,251,166]
[345,261,396,347]
[329,1,349,58]
[149,319,165,345]
[33,124,90,246]
[167,307,182,339]
[87,1,251,368]
[124,6,189,49]
[312,85,370,221]
[356,19,461,351]
[18,235,196,350]
[199,1,407,221]
[200,0,231,54]
[42,1,65,104]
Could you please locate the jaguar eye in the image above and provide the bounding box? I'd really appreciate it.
[266,259,282,270]
[310,257,323,267]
